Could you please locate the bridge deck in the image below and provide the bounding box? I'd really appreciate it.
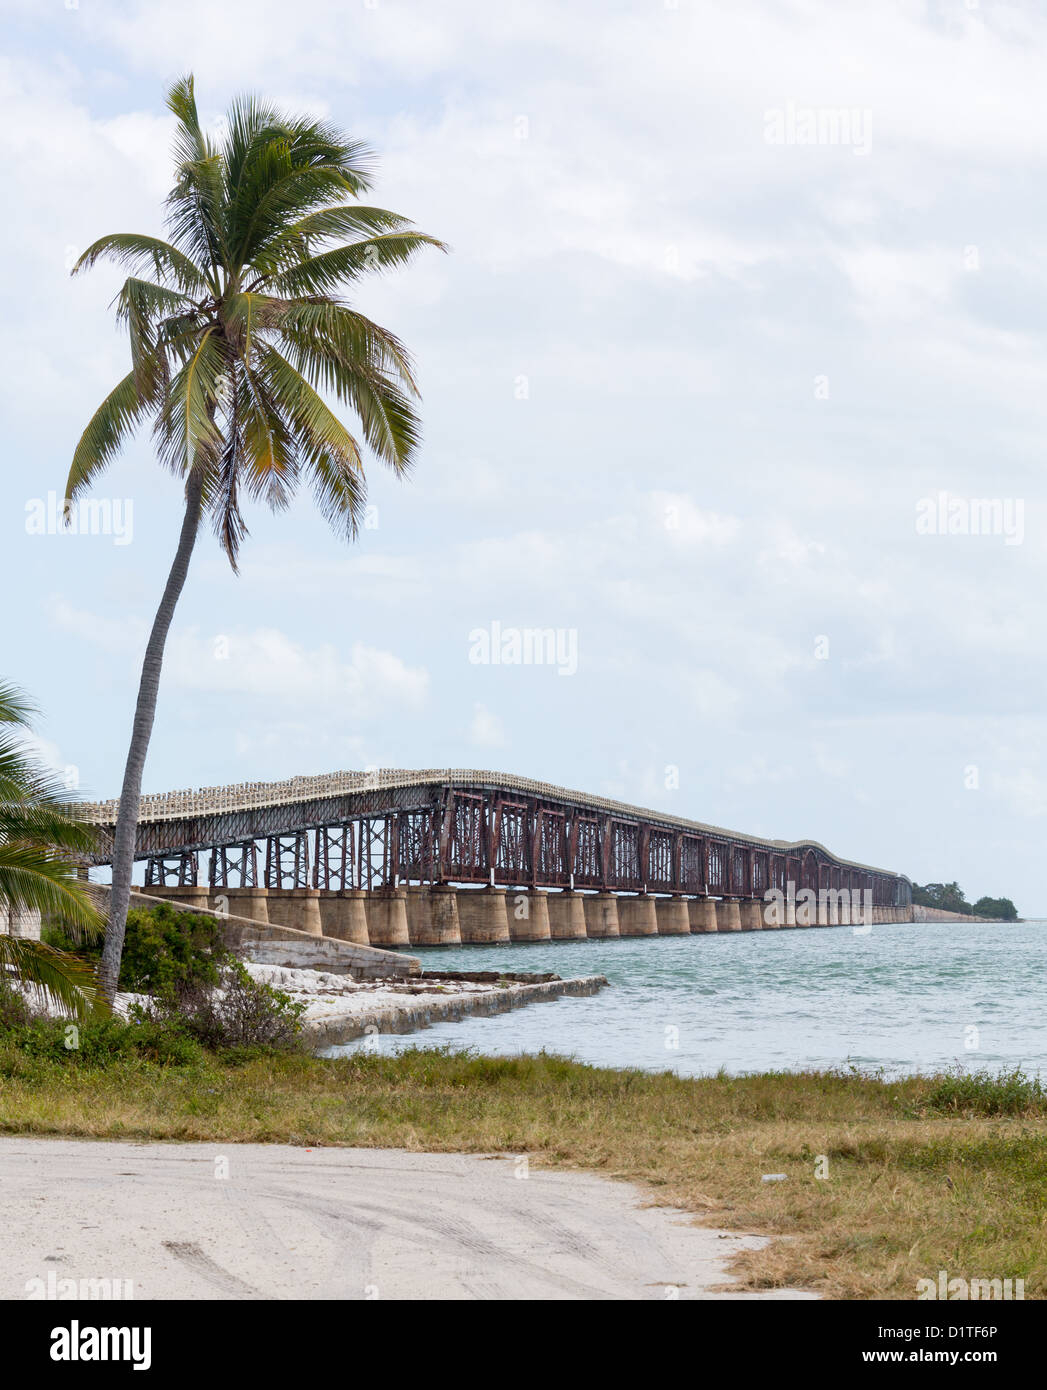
[74,768,909,905]
[76,767,900,877]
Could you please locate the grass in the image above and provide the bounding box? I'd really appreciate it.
[0,1044,1044,1300]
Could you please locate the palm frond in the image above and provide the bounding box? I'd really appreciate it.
[248,204,416,280]
[270,231,446,298]
[272,299,420,393]
[70,75,440,565]
[0,705,101,936]
[230,355,299,511]
[256,343,367,534]
[0,848,101,930]
[66,372,152,502]
[0,681,36,728]
[154,326,226,475]
[0,937,105,1021]
[228,116,376,267]
[279,331,421,470]
[165,75,230,276]
[72,233,209,295]
[114,277,194,398]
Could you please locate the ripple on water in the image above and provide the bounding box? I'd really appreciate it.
[324,920,1047,1077]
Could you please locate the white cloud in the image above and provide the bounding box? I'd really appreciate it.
[46,601,429,722]
[9,1,1047,908]
[168,628,430,719]
[46,596,146,653]
[469,702,505,749]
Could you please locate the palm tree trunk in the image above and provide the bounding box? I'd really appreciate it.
[98,469,205,1002]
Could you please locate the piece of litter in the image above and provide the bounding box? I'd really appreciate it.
[762,1173,788,1182]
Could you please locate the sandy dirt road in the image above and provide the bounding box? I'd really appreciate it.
[1,1138,814,1300]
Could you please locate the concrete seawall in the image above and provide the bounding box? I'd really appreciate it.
[910,905,1017,924]
[303,974,609,1049]
[86,885,421,978]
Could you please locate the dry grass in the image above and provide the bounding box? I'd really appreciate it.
[1,1045,1044,1299]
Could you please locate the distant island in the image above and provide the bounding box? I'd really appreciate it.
[911,881,1018,921]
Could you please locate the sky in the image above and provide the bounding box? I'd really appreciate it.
[3,0,1046,911]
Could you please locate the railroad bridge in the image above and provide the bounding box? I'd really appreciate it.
[76,769,912,946]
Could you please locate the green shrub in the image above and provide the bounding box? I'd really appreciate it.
[917,1067,1047,1117]
[118,903,225,996]
[0,1014,203,1067]
[135,959,305,1053]
[26,903,302,1060]
[971,896,1019,921]
[43,901,225,997]
[0,972,35,1029]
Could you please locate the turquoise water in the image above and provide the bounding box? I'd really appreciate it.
[326,920,1047,1078]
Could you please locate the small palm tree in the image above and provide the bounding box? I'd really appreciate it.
[0,682,104,1018]
[69,76,444,1000]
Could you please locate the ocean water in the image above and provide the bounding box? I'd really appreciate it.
[325,919,1047,1078]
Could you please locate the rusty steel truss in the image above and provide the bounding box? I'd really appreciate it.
[80,768,912,907]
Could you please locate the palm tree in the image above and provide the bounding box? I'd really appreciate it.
[68,76,444,1001]
[0,681,104,1018]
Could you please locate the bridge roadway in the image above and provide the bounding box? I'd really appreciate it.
[76,768,912,946]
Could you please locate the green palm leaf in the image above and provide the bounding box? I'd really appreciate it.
[65,371,153,503]
[248,205,417,280]
[256,343,367,534]
[0,937,104,1021]
[72,233,210,295]
[271,231,446,297]
[1,681,105,1019]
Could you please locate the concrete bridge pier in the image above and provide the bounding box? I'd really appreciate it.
[0,904,41,939]
[217,887,270,923]
[688,898,718,932]
[758,897,781,929]
[795,895,816,928]
[715,899,742,932]
[617,894,658,937]
[508,889,552,942]
[318,889,371,945]
[546,891,587,940]
[582,892,620,938]
[365,888,410,948]
[405,885,462,946]
[266,887,323,936]
[739,901,763,931]
[430,885,463,944]
[456,887,511,944]
[784,898,797,928]
[180,887,214,913]
[655,897,691,935]
[140,884,213,913]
